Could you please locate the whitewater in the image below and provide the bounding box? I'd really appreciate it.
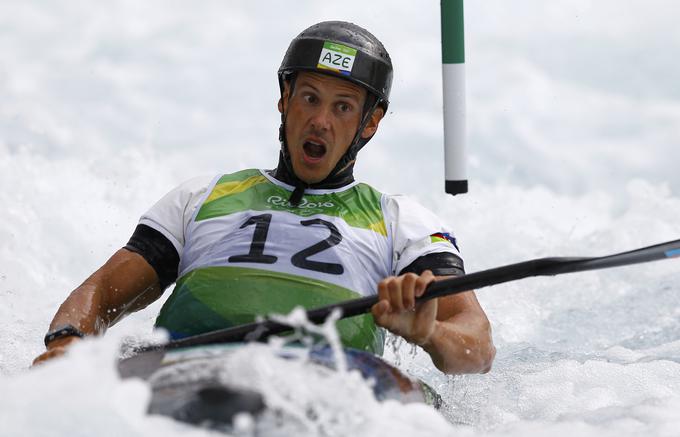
[2,1,680,436]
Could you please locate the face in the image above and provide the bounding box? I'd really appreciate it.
[279,71,383,184]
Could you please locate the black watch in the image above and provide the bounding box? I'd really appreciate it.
[44,324,85,347]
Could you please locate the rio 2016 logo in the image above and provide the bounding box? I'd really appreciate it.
[267,195,334,210]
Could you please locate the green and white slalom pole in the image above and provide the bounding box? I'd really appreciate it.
[441,0,468,194]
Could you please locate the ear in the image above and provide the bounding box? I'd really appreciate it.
[278,81,291,114]
[360,106,385,139]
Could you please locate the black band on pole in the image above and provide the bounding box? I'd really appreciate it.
[445,179,468,195]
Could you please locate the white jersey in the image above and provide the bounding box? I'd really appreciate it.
[139,169,463,353]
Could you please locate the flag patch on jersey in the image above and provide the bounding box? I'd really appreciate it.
[430,232,459,251]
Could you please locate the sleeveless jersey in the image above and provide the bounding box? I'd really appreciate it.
[138,169,463,354]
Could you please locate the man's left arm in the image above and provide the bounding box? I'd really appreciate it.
[371,270,495,374]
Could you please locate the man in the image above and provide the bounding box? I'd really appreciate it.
[34,21,495,374]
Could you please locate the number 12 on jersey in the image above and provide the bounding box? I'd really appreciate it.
[228,214,345,275]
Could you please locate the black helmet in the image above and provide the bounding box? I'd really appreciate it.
[278,20,393,110]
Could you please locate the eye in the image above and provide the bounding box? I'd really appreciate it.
[302,93,318,104]
[337,102,353,113]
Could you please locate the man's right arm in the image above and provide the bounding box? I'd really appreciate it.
[32,248,162,365]
[33,175,212,365]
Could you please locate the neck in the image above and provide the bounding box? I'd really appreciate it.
[271,151,355,190]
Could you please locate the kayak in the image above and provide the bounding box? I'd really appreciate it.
[118,343,441,430]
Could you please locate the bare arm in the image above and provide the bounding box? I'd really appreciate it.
[33,248,162,365]
[371,271,495,374]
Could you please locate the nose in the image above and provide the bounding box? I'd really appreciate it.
[309,104,332,132]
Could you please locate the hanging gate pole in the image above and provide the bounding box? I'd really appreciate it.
[441,0,468,195]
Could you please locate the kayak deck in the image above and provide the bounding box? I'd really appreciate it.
[120,343,440,429]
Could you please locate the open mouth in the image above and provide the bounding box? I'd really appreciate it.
[303,141,327,160]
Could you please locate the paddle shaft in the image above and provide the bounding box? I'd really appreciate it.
[139,238,680,352]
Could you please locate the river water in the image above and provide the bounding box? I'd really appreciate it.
[2,1,680,436]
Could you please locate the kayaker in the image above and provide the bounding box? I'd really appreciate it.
[34,21,495,374]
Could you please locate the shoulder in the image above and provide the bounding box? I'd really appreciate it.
[347,182,386,203]
[382,192,442,223]
[145,169,266,221]
[138,170,259,249]
[169,169,264,202]
[342,183,443,225]
[172,174,215,197]
[212,169,267,186]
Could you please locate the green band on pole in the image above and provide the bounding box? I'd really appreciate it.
[441,0,465,64]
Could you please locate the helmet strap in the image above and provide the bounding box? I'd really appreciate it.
[277,74,316,206]
[348,95,382,157]
[324,96,381,179]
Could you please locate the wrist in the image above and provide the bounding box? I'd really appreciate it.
[414,320,440,349]
[44,324,85,348]
[45,335,82,350]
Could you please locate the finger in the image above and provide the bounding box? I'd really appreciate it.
[371,300,390,319]
[31,348,65,367]
[371,300,394,328]
[387,277,404,311]
[32,354,47,367]
[401,273,418,310]
[414,269,436,298]
[377,276,393,302]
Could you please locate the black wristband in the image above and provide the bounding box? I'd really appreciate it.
[44,324,85,347]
